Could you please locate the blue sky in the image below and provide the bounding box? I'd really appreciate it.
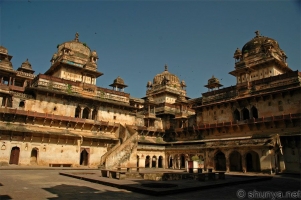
[1,1,300,98]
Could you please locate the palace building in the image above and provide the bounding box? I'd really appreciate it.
[0,31,300,173]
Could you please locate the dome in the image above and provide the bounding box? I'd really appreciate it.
[91,50,98,58]
[109,76,127,89]
[241,31,281,57]
[56,32,92,60]
[153,64,180,86]
[0,46,8,55]
[113,76,125,85]
[20,59,33,70]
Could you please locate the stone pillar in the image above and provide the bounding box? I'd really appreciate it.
[225,153,230,173]
[80,107,83,118]
[242,152,247,173]
[156,158,159,168]
[90,108,94,119]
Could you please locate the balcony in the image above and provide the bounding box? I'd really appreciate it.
[144,112,156,119]
[195,113,301,130]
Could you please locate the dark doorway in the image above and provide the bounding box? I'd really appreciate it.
[215,151,226,171]
[75,106,81,118]
[251,106,258,119]
[158,156,163,168]
[92,109,98,120]
[234,109,240,121]
[137,156,139,167]
[229,151,242,171]
[145,156,150,168]
[246,151,260,172]
[181,155,186,168]
[9,147,20,165]
[242,108,250,120]
[82,107,90,119]
[30,148,38,165]
[169,156,173,168]
[80,149,89,166]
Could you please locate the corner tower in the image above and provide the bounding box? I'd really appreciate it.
[46,33,103,85]
[229,31,291,85]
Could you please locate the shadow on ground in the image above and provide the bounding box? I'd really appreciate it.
[43,184,139,199]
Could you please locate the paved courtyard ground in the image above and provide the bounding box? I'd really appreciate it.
[0,169,300,200]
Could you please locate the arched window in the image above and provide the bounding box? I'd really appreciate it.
[242,108,250,120]
[234,109,240,121]
[19,101,25,108]
[251,106,258,119]
[75,106,81,118]
[82,107,90,119]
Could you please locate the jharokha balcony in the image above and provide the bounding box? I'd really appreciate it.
[0,107,118,132]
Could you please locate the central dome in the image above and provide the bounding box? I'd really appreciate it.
[153,64,180,85]
[241,31,281,57]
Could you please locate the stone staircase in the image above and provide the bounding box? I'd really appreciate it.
[100,125,138,169]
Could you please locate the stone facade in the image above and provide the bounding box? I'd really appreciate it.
[0,32,300,173]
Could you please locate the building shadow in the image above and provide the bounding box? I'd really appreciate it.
[43,184,143,199]
[0,195,13,200]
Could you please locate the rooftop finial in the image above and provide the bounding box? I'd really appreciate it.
[75,32,79,42]
[164,64,168,71]
[255,30,260,37]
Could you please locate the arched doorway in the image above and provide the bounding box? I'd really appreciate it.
[242,108,250,120]
[229,151,242,171]
[75,106,81,118]
[82,107,90,119]
[234,109,240,121]
[246,151,260,172]
[92,108,98,120]
[169,156,173,168]
[145,156,150,168]
[158,156,163,168]
[152,156,157,168]
[251,106,258,119]
[9,147,20,165]
[180,154,186,168]
[215,151,226,171]
[80,149,89,166]
[30,148,38,165]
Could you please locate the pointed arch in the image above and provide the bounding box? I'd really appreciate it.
[75,106,81,118]
[251,106,258,119]
[82,107,90,119]
[242,108,250,120]
[234,109,240,121]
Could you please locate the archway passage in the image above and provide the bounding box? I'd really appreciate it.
[229,151,242,171]
[152,156,157,168]
[180,155,186,168]
[242,108,250,120]
[80,149,89,166]
[158,156,163,168]
[246,151,260,172]
[215,152,226,171]
[9,147,20,165]
[30,148,38,165]
[145,156,150,168]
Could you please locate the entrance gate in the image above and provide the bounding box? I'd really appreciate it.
[9,147,20,165]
